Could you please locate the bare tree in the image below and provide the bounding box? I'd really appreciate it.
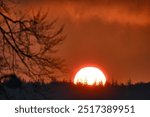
[0,0,65,83]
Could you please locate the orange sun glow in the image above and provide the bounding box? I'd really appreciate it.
[74,67,106,86]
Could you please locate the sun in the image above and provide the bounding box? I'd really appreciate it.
[74,67,106,86]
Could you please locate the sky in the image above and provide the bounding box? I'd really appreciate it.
[19,0,150,83]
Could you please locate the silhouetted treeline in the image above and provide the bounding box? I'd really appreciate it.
[0,75,150,100]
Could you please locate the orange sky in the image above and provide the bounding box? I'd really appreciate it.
[18,0,150,83]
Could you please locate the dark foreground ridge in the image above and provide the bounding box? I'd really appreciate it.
[0,74,150,100]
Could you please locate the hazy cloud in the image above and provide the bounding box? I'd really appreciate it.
[21,0,150,26]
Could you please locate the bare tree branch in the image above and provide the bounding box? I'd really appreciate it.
[0,1,66,83]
